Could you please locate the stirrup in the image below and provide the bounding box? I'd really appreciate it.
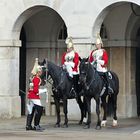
[108,86,114,94]
[72,87,77,95]
[69,87,77,98]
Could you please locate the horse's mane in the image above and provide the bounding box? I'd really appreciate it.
[47,61,63,79]
[48,61,61,70]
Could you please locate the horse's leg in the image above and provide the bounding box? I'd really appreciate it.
[95,98,101,130]
[54,97,61,127]
[84,96,91,129]
[112,94,118,127]
[101,95,107,127]
[83,96,88,123]
[62,97,68,128]
[76,96,85,125]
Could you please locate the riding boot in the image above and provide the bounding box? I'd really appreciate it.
[34,105,44,131]
[105,72,114,94]
[26,106,35,131]
[26,114,34,130]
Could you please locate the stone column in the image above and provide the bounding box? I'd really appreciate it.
[73,38,93,58]
[110,47,126,117]
[0,40,21,118]
[125,47,137,117]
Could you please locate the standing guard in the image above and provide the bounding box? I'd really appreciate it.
[26,58,46,131]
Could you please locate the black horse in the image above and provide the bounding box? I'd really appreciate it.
[79,58,119,129]
[39,59,86,127]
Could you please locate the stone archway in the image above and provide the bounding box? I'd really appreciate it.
[14,6,67,115]
[92,1,140,117]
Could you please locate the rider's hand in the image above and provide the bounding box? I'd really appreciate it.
[39,88,47,94]
[96,60,105,65]
[62,64,66,69]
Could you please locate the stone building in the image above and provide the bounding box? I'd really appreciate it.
[0,0,140,119]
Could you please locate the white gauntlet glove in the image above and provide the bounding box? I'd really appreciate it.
[96,60,105,65]
[64,61,75,68]
[39,88,47,94]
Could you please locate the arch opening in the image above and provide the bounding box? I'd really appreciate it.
[92,1,140,117]
[18,6,67,115]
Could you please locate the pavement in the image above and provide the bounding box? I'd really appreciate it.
[0,116,140,140]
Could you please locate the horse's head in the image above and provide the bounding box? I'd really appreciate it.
[38,59,48,86]
[79,58,89,85]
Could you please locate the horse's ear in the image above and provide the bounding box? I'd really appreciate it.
[43,59,46,65]
[86,57,89,62]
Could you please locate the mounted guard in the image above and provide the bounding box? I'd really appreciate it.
[61,36,80,94]
[89,33,113,94]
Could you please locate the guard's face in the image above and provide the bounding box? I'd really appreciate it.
[96,43,102,49]
[67,47,73,52]
[38,70,42,76]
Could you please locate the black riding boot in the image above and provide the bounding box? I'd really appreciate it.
[26,106,35,130]
[105,72,114,94]
[26,114,34,130]
[34,105,44,131]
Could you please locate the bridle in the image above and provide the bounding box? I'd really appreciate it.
[41,59,64,92]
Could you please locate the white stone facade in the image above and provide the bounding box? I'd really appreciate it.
[0,0,140,118]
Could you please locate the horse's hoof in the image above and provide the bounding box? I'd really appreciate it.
[83,125,90,129]
[55,123,60,128]
[112,119,118,127]
[101,120,107,127]
[95,125,101,130]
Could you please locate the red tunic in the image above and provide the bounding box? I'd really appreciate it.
[61,51,79,73]
[89,49,108,67]
[89,49,108,72]
[27,76,41,99]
